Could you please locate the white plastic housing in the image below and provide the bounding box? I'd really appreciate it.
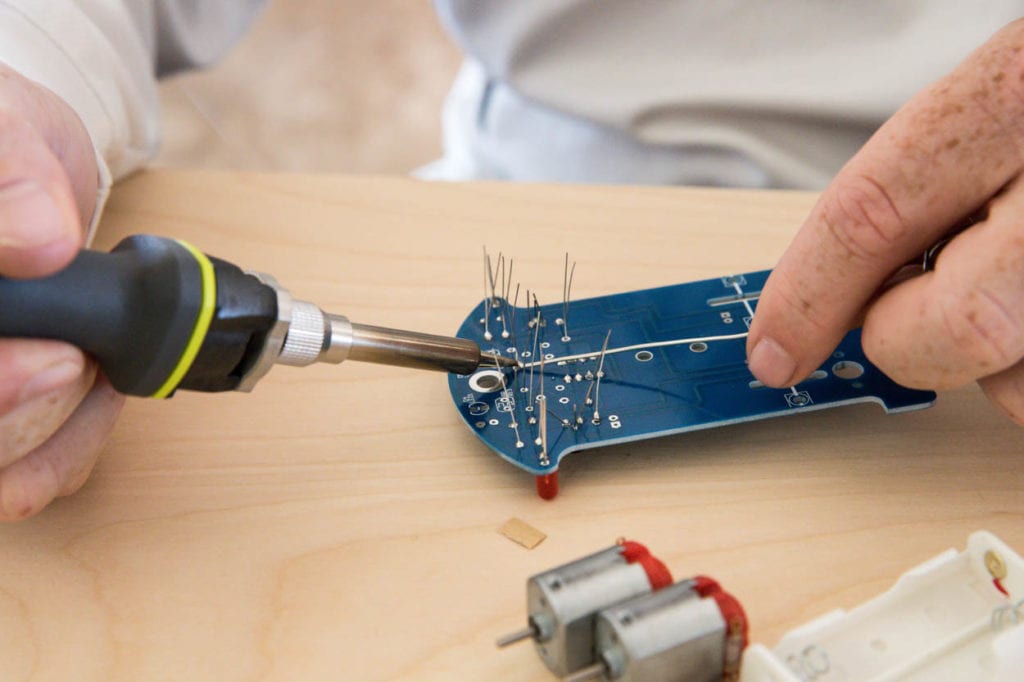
[741,531,1024,682]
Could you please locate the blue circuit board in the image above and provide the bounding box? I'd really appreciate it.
[448,270,935,479]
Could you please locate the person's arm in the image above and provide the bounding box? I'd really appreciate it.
[747,18,1024,425]
[0,0,263,521]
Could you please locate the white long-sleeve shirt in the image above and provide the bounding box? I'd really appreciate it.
[0,0,265,231]
[2,1,1021,220]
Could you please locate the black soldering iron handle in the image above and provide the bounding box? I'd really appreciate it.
[0,235,278,397]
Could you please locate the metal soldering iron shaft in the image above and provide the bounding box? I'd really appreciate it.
[322,315,518,374]
[251,279,518,387]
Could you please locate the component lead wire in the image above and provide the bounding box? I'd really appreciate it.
[561,254,576,340]
[537,352,549,463]
[483,298,492,341]
[505,258,515,307]
[592,330,611,422]
[508,283,520,347]
[490,252,502,303]
[493,351,524,448]
[482,247,489,302]
[527,308,542,410]
[499,254,506,302]
[485,249,499,303]
[732,279,756,319]
[499,304,509,340]
[537,395,548,463]
[519,331,749,368]
[583,377,595,407]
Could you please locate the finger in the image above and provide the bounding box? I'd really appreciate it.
[979,359,1024,425]
[0,66,98,277]
[24,77,99,225]
[0,374,123,521]
[747,20,1024,387]
[0,339,94,468]
[0,112,84,277]
[860,176,1024,389]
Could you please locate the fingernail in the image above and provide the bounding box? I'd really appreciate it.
[748,337,798,387]
[0,180,67,249]
[18,359,82,404]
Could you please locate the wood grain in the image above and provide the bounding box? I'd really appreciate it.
[2,170,1022,681]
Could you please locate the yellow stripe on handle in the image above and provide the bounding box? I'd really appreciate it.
[150,240,217,398]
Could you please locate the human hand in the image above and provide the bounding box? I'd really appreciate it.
[747,20,1024,424]
[0,63,124,520]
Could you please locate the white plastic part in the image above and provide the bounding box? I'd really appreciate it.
[741,531,1024,682]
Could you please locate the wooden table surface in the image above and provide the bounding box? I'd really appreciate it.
[2,170,1022,681]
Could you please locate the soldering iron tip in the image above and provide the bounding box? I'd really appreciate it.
[487,353,521,370]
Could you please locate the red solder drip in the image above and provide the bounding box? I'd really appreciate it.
[693,575,749,680]
[617,539,674,590]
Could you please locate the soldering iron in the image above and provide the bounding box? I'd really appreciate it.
[0,235,517,398]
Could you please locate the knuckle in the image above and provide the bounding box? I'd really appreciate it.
[819,174,909,263]
[939,286,1024,372]
[995,20,1024,85]
[969,25,1024,153]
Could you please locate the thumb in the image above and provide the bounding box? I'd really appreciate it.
[0,64,97,278]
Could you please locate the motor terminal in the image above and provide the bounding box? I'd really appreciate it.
[497,539,673,677]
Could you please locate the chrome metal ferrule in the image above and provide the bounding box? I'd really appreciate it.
[277,301,327,366]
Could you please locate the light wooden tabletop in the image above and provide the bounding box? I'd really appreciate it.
[2,170,1022,682]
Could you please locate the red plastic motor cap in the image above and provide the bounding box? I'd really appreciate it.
[693,574,749,678]
[618,539,674,590]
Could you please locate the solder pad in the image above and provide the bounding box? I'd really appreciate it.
[448,268,935,498]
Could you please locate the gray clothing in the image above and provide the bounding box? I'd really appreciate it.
[0,0,1020,208]
[432,1,1024,188]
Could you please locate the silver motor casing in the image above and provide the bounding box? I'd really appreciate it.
[527,545,653,676]
[595,580,726,682]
